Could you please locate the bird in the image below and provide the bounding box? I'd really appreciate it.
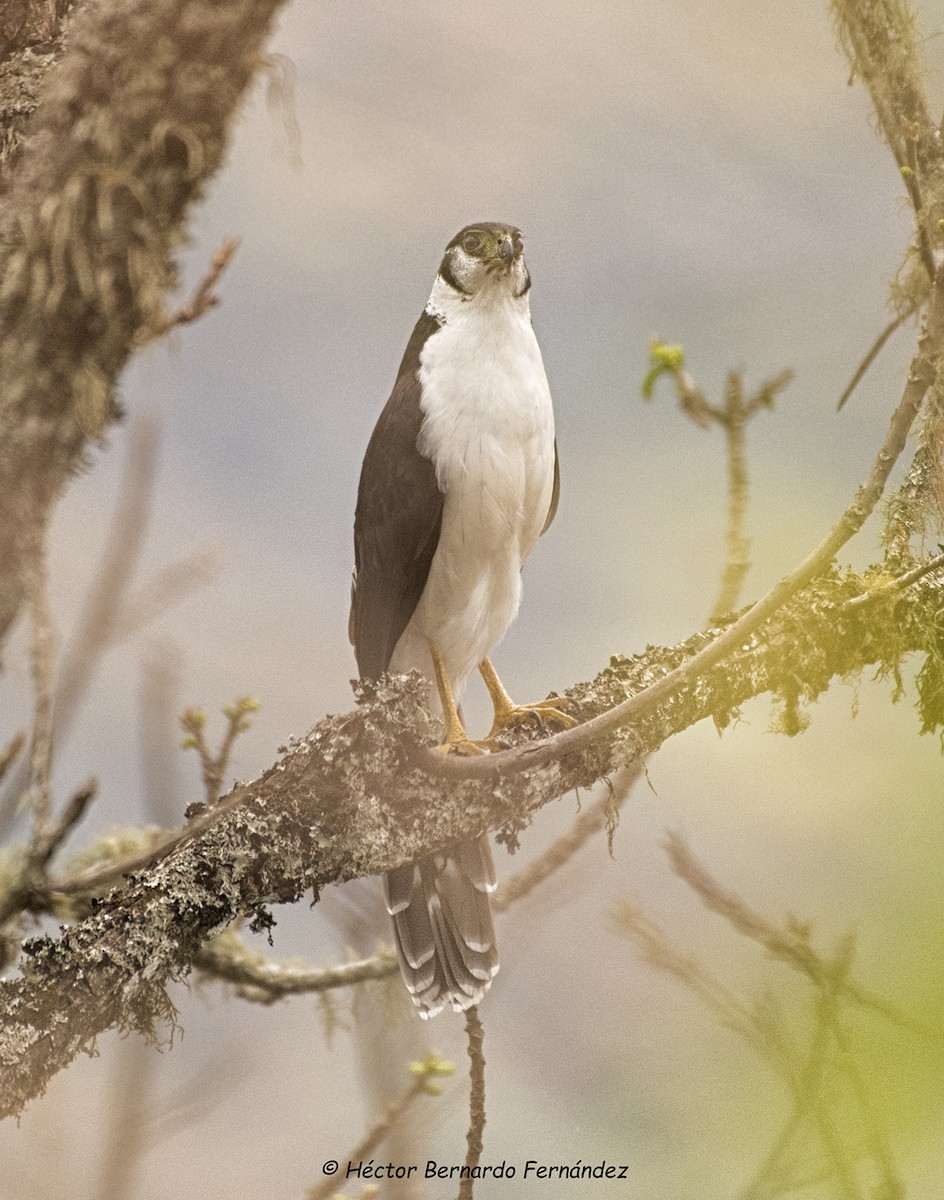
[350,222,573,1017]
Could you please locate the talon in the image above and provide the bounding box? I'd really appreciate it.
[487,699,576,739]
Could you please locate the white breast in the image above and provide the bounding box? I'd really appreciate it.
[389,278,556,697]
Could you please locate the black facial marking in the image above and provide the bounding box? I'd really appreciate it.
[438,250,471,296]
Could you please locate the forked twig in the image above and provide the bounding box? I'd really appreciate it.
[836,306,917,411]
[153,239,240,334]
[665,832,941,1042]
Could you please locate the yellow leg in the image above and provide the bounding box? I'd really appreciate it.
[430,645,487,756]
[479,657,576,741]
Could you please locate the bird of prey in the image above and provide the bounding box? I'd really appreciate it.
[350,222,572,1017]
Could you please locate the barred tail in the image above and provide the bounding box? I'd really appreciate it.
[384,834,499,1018]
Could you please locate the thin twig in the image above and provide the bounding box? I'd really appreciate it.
[420,264,944,783]
[0,778,97,928]
[714,368,793,618]
[181,697,260,805]
[0,420,158,837]
[458,1006,486,1200]
[644,346,790,618]
[0,732,25,789]
[36,780,98,867]
[44,784,247,897]
[741,938,855,1199]
[845,548,944,608]
[0,432,217,840]
[613,903,783,1072]
[305,1058,450,1200]
[493,763,643,913]
[836,306,917,411]
[665,832,942,1042]
[829,1011,904,1198]
[25,540,55,838]
[153,238,240,334]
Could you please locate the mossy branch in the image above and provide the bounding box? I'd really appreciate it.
[0,0,288,657]
[3,557,944,1118]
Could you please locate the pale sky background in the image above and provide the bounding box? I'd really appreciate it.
[2,2,944,1197]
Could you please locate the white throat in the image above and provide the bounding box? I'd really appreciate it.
[425,271,531,327]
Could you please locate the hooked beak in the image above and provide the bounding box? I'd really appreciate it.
[498,235,515,265]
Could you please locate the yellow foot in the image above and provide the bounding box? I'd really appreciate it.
[488,695,576,740]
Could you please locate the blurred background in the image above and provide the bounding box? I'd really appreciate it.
[1,0,944,1196]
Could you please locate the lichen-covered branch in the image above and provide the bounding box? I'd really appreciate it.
[0,0,76,189]
[195,933,398,1003]
[2,560,944,1118]
[833,0,944,289]
[0,0,288,657]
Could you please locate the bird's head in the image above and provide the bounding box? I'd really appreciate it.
[437,222,530,300]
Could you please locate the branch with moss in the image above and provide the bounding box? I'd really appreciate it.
[193,766,641,1002]
[0,0,289,656]
[195,932,398,1003]
[3,550,944,1118]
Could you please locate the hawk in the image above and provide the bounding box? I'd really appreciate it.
[350,222,572,1017]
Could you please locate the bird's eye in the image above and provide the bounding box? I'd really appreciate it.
[513,236,524,255]
[462,233,481,254]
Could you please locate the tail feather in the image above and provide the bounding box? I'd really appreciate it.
[384,834,499,1018]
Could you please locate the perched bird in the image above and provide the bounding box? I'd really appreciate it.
[350,222,572,1017]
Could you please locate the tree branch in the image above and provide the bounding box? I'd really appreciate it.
[458,1007,486,1200]
[0,0,76,190]
[0,0,288,657]
[195,935,398,1003]
[3,554,944,1118]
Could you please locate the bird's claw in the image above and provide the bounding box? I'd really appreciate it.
[487,695,576,739]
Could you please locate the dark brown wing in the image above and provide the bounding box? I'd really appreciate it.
[541,439,560,534]
[350,311,444,680]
